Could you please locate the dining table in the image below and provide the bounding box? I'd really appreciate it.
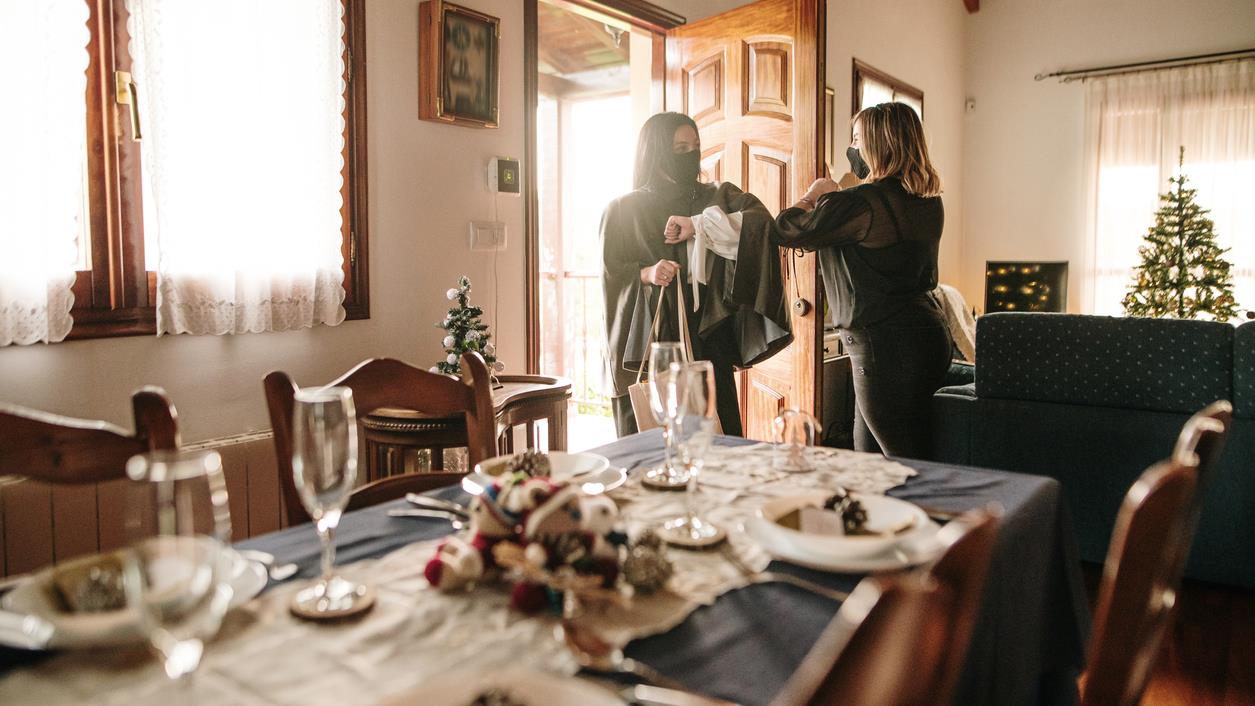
[0,430,1090,705]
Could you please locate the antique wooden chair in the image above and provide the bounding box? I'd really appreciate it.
[0,387,179,484]
[922,508,1002,704]
[1081,402,1229,706]
[771,573,956,706]
[264,354,495,525]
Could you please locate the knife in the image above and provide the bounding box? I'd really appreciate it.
[623,684,740,706]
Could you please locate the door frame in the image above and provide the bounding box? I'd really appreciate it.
[523,0,682,374]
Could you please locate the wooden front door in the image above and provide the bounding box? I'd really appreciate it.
[665,0,824,440]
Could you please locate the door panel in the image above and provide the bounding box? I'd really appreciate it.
[667,0,824,441]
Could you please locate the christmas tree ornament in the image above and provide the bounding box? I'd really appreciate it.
[446,288,459,300]
[1122,147,1240,322]
[433,276,502,375]
[442,335,455,348]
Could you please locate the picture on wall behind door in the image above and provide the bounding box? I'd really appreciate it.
[419,0,500,128]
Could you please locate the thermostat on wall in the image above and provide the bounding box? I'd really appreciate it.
[488,156,521,195]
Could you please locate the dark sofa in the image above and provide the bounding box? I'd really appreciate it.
[930,312,1255,588]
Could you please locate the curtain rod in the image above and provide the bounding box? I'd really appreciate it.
[1035,47,1255,83]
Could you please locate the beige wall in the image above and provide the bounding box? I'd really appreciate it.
[963,0,1255,312]
[0,0,527,442]
[827,0,969,299]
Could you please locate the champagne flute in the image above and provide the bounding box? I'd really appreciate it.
[123,449,234,685]
[644,341,688,487]
[660,361,725,545]
[290,386,373,617]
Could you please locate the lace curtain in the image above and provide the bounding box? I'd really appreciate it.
[127,0,348,335]
[1085,59,1255,316]
[0,2,89,345]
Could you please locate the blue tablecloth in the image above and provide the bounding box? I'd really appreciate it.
[3,432,1090,705]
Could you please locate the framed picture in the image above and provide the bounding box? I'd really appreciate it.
[419,1,500,128]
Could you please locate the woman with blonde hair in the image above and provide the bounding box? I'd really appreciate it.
[773,102,950,458]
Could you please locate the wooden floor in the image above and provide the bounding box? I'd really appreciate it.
[1082,564,1255,705]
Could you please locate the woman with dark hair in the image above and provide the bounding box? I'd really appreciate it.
[773,102,950,458]
[602,112,791,437]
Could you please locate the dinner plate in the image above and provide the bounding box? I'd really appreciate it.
[465,451,625,494]
[380,667,624,706]
[745,493,943,573]
[1,547,266,649]
[755,491,932,558]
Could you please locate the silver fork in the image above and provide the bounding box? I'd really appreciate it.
[719,542,848,602]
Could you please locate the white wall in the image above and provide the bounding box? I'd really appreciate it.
[0,0,527,442]
[963,0,1255,312]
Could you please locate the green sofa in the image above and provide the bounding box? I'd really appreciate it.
[930,312,1255,588]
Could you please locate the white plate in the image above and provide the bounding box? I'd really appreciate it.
[745,493,943,573]
[465,451,624,494]
[381,667,624,706]
[755,491,932,558]
[1,547,266,649]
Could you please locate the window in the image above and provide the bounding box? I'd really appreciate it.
[1086,59,1254,316]
[852,59,923,118]
[0,0,367,344]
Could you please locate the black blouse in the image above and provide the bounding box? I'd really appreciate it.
[773,177,944,329]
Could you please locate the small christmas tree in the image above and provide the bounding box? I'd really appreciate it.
[1122,147,1240,322]
[433,276,503,375]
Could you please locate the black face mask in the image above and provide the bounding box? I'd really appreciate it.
[847,146,871,180]
[662,149,701,185]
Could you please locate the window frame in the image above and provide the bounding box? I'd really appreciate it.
[67,0,368,341]
[851,59,924,119]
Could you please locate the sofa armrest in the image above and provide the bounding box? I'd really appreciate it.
[931,391,975,464]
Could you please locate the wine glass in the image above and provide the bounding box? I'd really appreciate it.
[290,386,373,618]
[773,408,818,473]
[644,341,688,488]
[123,449,234,684]
[660,361,725,545]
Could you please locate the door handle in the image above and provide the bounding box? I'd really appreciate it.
[114,71,142,141]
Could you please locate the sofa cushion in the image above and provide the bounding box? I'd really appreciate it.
[1235,321,1255,419]
[976,312,1233,415]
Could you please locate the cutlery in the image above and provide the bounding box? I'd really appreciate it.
[557,620,688,692]
[386,508,467,529]
[0,610,54,650]
[719,542,848,602]
[238,550,300,582]
[623,684,740,706]
[405,493,469,517]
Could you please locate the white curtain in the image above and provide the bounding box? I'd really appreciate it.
[1085,59,1255,317]
[127,0,348,335]
[0,1,89,345]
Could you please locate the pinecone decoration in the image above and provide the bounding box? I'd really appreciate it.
[840,497,869,535]
[505,451,552,478]
[622,544,673,593]
[634,528,664,550]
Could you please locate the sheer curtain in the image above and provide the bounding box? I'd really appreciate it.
[127,0,348,335]
[0,1,89,345]
[1085,59,1255,317]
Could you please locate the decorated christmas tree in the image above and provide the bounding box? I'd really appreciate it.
[433,276,503,375]
[1122,147,1240,322]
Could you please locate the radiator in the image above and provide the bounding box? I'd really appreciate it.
[0,431,283,578]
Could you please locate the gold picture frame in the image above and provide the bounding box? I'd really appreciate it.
[419,0,500,128]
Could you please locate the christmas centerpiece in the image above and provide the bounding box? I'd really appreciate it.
[434,276,505,375]
[1122,147,1241,322]
[423,452,673,614]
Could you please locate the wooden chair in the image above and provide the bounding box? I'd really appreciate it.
[771,573,956,706]
[922,508,1002,704]
[0,387,179,484]
[1080,402,1230,706]
[264,354,495,525]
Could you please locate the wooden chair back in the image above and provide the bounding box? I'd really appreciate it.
[264,354,495,525]
[0,387,179,484]
[923,508,1002,704]
[772,573,955,706]
[1082,456,1206,706]
[1172,399,1231,490]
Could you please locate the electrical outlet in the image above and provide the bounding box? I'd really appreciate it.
[469,221,507,250]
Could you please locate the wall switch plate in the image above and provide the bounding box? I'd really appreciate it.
[487,157,521,195]
[469,220,507,250]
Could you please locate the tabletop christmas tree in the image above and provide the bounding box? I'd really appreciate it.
[433,276,503,376]
[1122,147,1239,322]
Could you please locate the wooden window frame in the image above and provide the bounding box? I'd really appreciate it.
[850,59,924,118]
[67,0,369,341]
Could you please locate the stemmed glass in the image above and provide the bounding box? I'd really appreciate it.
[660,361,726,545]
[123,449,234,685]
[290,386,373,618]
[773,408,818,473]
[644,341,689,488]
